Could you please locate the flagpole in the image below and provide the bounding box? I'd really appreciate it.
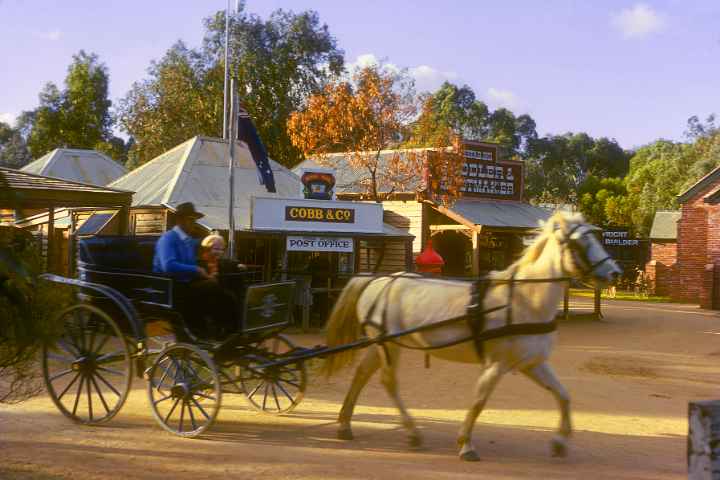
[225,0,236,259]
[222,0,231,140]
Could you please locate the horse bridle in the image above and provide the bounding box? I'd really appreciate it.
[557,224,614,279]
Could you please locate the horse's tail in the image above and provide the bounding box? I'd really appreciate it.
[321,276,375,378]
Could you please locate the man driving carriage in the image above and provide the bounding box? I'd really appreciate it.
[153,202,238,339]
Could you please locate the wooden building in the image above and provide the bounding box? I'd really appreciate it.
[645,211,679,296]
[297,140,550,276]
[0,167,132,274]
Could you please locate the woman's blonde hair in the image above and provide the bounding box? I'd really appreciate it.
[201,234,225,249]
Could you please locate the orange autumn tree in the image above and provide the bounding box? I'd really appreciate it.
[288,65,423,201]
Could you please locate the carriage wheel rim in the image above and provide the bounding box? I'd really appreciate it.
[42,304,133,425]
[239,334,307,415]
[147,343,222,438]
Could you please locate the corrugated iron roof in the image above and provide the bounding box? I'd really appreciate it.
[649,210,680,240]
[294,148,434,194]
[442,199,551,229]
[110,136,302,230]
[22,148,126,186]
[0,167,132,208]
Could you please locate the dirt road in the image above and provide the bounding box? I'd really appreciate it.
[2,298,719,479]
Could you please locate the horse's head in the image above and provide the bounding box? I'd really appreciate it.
[546,212,622,285]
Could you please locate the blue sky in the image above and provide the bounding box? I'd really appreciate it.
[1,0,719,150]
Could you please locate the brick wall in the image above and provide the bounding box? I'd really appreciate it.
[646,240,677,296]
[674,181,720,305]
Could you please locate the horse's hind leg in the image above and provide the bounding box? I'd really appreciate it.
[521,362,572,457]
[377,343,422,448]
[337,344,381,440]
[457,362,503,462]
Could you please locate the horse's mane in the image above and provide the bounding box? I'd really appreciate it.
[495,210,585,275]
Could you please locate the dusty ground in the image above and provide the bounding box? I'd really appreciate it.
[2,298,720,479]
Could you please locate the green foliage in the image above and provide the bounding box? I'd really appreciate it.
[23,51,119,159]
[0,121,32,168]
[525,132,630,205]
[0,226,70,404]
[577,176,630,229]
[407,82,537,156]
[119,5,344,167]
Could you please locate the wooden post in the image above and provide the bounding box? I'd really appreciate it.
[471,230,480,277]
[563,283,570,321]
[67,210,77,277]
[118,206,129,234]
[594,285,602,319]
[689,400,720,479]
[46,206,55,272]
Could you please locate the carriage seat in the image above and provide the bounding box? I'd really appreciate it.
[78,235,160,273]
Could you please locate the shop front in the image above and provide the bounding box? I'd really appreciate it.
[251,196,413,327]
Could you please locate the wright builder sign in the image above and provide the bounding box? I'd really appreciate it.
[459,142,523,201]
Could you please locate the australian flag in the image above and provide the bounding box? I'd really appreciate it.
[237,105,277,193]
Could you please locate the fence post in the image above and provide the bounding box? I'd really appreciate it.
[594,285,602,319]
[563,284,569,321]
[689,400,720,479]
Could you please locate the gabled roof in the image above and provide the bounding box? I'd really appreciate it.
[0,167,132,208]
[677,164,720,204]
[294,148,435,194]
[110,136,301,230]
[649,210,681,240]
[22,148,126,186]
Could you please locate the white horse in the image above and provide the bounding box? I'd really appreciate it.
[322,212,622,461]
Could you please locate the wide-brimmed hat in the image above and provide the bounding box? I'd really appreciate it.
[174,202,204,220]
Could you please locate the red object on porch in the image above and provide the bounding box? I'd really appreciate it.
[415,239,445,274]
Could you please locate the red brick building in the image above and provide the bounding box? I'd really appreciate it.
[674,168,720,307]
[645,211,679,296]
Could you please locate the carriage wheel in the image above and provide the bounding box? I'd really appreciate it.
[147,343,221,437]
[42,304,133,425]
[240,334,307,414]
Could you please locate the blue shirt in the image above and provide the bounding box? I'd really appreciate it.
[152,226,199,282]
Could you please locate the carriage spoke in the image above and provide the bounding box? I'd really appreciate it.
[155,359,174,392]
[164,397,181,424]
[95,351,127,365]
[90,375,111,414]
[91,333,112,355]
[72,375,85,416]
[57,372,81,401]
[178,400,186,432]
[247,381,265,399]
[275,381,295,404]
[47,353,74,364]
[97,366,123,376]
[191,397,210,420]
[194,391,216,401]
[86,374,94,421]
[94,370,121,397]
[262,383,269,410]
[187,400,198,431]
[153,393,173,405]
[87,326,97,354]
[271,384,281,411]
[57,338,79,357]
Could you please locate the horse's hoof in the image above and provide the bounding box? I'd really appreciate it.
[551,438,568,458]
[460,450,481,462]
[408,433,423,449]
[337,428,354,441]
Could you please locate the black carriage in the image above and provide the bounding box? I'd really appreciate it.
[41,235,307,437]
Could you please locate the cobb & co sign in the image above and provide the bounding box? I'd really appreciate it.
[285,205,354,223]
[602,228,639,247]
[287,236,354,253]
[458,142,523,201]
[252,197,383,234]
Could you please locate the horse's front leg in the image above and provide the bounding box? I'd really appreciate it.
[337,344,381,440]
[377,344,422,448]
[521,362,572,457]
[457,362,503,461]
